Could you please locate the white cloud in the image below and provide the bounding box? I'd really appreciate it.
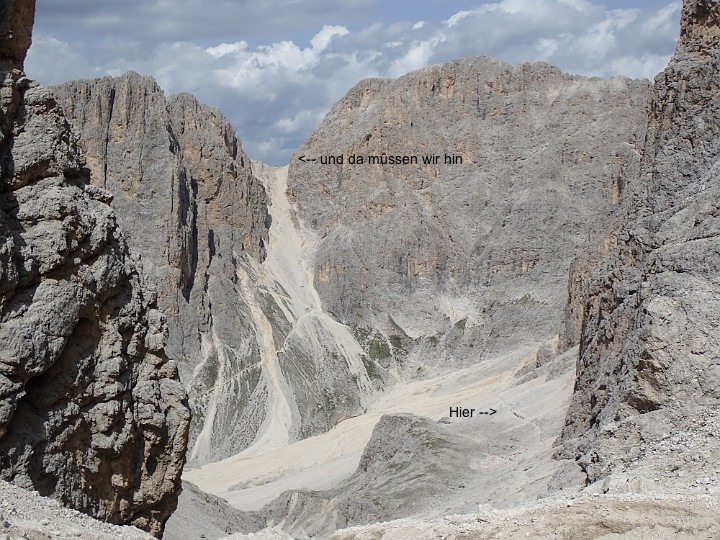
[200,26,351,101]
[275,109,325,134]
[535,38,559,57]
[310,25,350,51]
[206,42,249,59]
[25,35,97,83]
[642,3,682,35]
[576,11,639,59]
[389,34,447,77]
[445,10,473,27]
[605,54,674,81]
[26,1,682,165]
[498,0,541,16]
[428,0,680,80]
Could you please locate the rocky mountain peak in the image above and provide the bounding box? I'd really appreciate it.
[286,55,649,374]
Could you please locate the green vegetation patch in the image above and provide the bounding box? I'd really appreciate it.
[361,354,383,381]
[369,337,391,360]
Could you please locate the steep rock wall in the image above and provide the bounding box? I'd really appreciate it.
[52,74,271,463]
[53,79,374,464]
[287,58,651,375]
[558,0,720,483]
[0,2,190,536]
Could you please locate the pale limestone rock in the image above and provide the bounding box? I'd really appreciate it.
[287,57,650,378]
[51,75,278,463]
[53,77,376,465]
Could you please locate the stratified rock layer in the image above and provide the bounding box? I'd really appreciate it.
[558,0,720,482]
[287,58,651,375]
[0,3,189,536]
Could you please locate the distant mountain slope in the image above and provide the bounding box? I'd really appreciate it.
[183,55,659,536]
[287,56,651,377]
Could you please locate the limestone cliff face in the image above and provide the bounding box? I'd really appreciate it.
[558,0,720,483]
[287,57,651,376]
[52,75,271,462]
[53,78,375,464]
[0,2,189,536]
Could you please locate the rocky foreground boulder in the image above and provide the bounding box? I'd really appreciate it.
[558,0,720,483]
[0,0,190,535]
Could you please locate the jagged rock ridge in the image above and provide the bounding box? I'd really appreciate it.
[0,1,190,536]
[178,58,656,537]
[52,74,272,463]
[557,0,720,483]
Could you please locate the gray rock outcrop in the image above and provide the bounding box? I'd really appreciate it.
[53,74,271,463]
[164,481,264,540]
[52,79,374,465]
[287,57,651,376]
[0,1,190,536]
[0,0,34,71]
[557,0,720,483]
[260,414,477,537]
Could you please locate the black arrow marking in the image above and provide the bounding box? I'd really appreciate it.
[478,408,497,415]
[298,155,317,163]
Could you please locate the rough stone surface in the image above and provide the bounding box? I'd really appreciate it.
[322,493,720,540]
[260,414,477,537]
[249,344,576,539]
[557,0,720,484]
[51,74,271,463]
[0,0,34,70]
[53,78,375,465]
[0,478,155,540]
[164,481,264,540]
[287,57,650,377]
[0,6,189,536]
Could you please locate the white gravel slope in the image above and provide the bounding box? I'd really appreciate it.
[219,493,720,540]
[0,480,153,540]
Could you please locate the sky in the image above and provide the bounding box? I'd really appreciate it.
[26,0,682,165]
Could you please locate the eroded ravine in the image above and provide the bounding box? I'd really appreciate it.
[189,162,375,465]
[235,262,294,452]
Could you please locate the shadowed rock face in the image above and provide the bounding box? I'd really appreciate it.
[287,57,650,376]
[558,0,720,483]
[51,75,273,463]
[0,2,189,536]
[53,80,377,466]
